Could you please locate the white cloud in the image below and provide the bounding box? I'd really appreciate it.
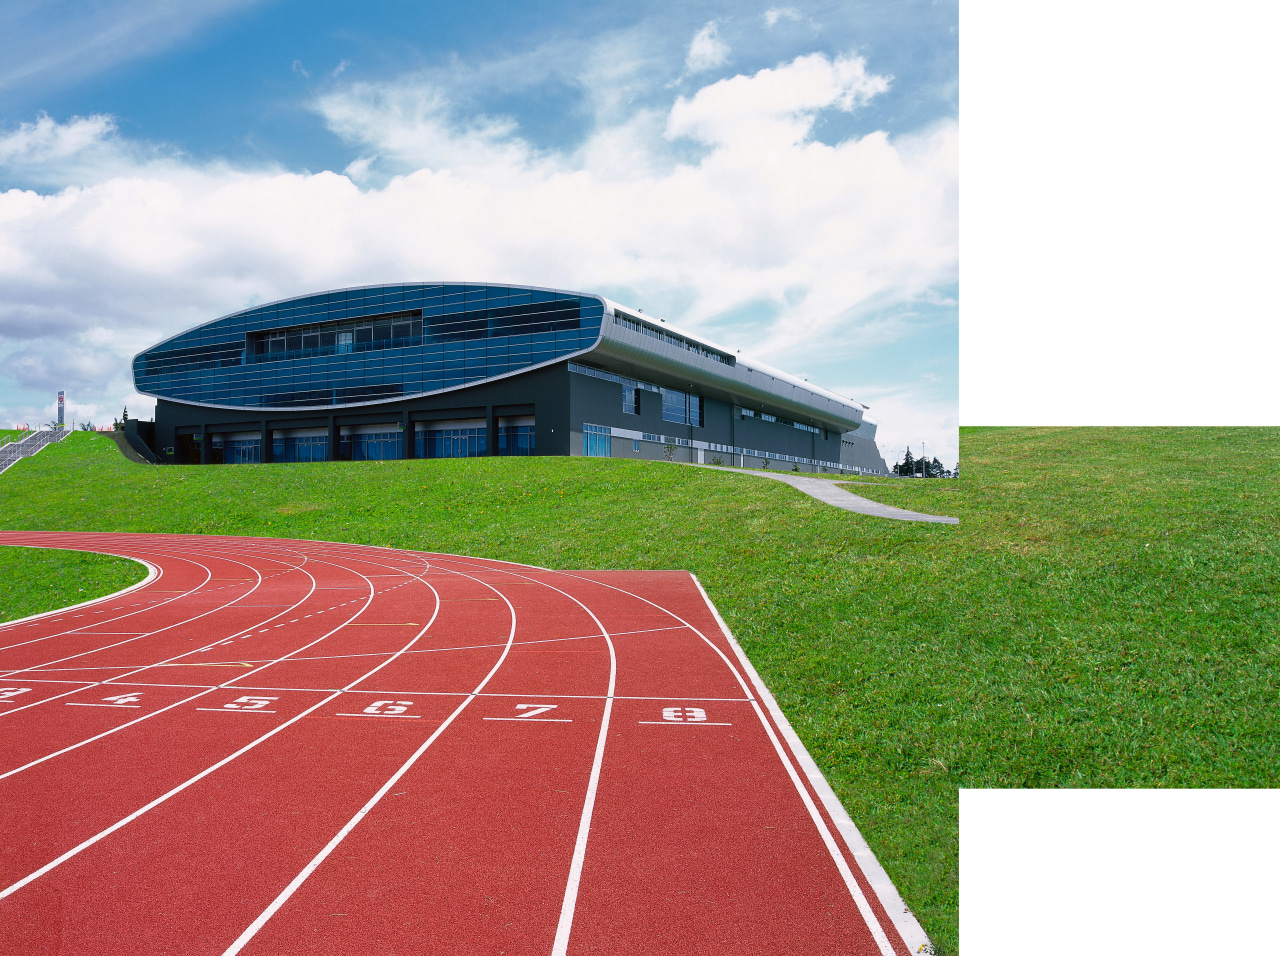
[685,21,731,74]
[764,7,802,28]
[0,113,117,165]
[0,51,957,452]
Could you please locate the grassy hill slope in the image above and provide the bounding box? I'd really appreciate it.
[3,427,1278,954]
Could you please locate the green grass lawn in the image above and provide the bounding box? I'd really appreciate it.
[3,427,1278,954]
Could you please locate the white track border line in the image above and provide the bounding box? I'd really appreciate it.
[0,556,436,902]
[518,563,903,956]
[222,565,517,956]
[0,555,320,779]
[0,542,289,667]
[0,549,159,632]
[0,549,291,717]
[0,543,437,779]
[689,573,932,956]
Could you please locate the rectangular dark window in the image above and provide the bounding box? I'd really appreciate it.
[355,327,373,344]
[373,323,392,341]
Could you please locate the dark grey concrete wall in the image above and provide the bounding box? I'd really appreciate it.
[155,363,573,464]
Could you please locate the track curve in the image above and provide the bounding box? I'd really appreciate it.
[0,531,929,956]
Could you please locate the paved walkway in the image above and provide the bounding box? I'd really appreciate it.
[693,465,960,525]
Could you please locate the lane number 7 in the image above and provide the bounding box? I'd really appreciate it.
[514,703,558,719]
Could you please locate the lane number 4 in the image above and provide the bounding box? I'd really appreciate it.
[103,693,143,705]
[0,688,32,701]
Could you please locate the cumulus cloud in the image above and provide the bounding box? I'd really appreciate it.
[0,50,956,449]
[685,21,730,74]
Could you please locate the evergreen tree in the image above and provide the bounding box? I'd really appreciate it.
[896,446,916,477]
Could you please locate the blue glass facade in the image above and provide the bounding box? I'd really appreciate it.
[134,284,604,410]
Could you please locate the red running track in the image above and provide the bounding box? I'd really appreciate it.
[0,532,929,955]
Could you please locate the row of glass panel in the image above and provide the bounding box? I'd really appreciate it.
[212,426,534,462]
[136,284,603,408]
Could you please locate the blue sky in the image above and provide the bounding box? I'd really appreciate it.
[0,0,959,465]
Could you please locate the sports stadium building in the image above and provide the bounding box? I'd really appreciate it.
[131,283,890,474]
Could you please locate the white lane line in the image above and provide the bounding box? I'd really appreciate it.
[550,567,901,956]
[65,703,142,709]
[0,556,434,900]
[195,708,277,714]
[0,547,161,642]
[436,556,899,956]
[0,544,291,684]
[483,717,573,722]
[222,568,509,956]
[0,549,311,721]
[0,552,336,779]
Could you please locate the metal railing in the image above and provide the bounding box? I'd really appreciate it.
[0,428,71,475]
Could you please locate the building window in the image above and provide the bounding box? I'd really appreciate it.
[660,388,703,426]
[418,428,486,459]
[497,425,535,456]
[272,435,329,463]
[583,423,611,457]
[350,432,402,461]
[632,438,640,451]
[223,439,260,464]
[622,384,638,414]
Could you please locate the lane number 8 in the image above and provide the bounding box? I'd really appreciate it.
[662,707,707,722]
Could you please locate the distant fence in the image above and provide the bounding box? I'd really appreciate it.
[0,428,71,475]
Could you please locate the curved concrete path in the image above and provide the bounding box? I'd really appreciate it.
[694,464,960,525]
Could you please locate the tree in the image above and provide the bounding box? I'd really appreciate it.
[894,446,916,477]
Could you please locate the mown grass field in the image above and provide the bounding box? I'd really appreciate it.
[2,427,1278,954]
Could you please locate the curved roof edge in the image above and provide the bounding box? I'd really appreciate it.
[596,298,870,433]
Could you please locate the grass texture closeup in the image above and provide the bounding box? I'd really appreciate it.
[2,427,1278,954]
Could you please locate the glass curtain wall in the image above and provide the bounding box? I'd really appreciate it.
[349,432,402,461]
[497,425,535,456]
[135,284,605,410]
[271,435,330,463]
[417,428,486,459]
[223,439,260,464]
